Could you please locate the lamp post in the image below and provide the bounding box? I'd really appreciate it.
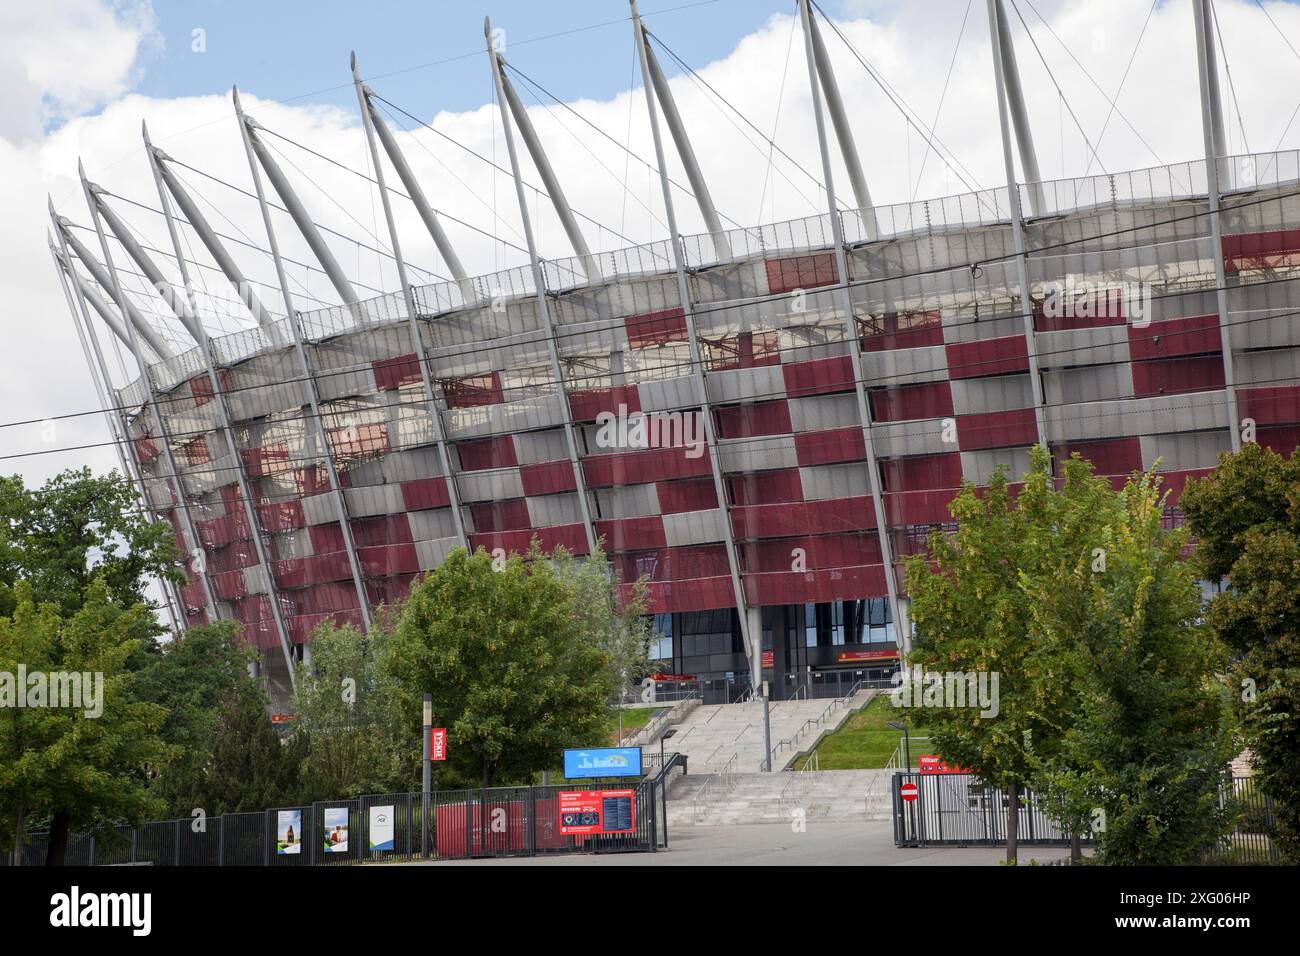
[660,728,678,768]
[422,693,432,859]
[888,721,911,771]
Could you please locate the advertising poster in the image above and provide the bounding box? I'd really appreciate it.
[558,789,636,835]
[276,809,302,855]
[322,806,349,853]
[368,805,395,853]
[562,747,642,779]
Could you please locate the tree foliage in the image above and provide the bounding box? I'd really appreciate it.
[1025,470,1232,864]
[1182,441,1300,862]
[0,469,182,622]
[290,622,411,799]
[388,546,620,786]
[906,446,1231,863]
[0,579,174,864]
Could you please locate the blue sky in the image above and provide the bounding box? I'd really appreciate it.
[133,0,809,116]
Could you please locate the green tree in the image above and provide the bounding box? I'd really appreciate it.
[1025,470,1233,864]
[0,579,174,865]
[199,682,308,814]
[903,446,1112,863]
[388,547,612,786]
[137,620,261,816]
[546,542,653,705]
[0,469,182,621]
[290,622,410,798]
[1182,441,1300,861]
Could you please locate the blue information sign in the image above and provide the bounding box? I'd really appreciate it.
[563,747,642,779]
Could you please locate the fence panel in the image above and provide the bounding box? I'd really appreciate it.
[7,783,664,866]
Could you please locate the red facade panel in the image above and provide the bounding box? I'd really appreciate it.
[625,308,687,349]
[470,498,531,533]
[359,543,420,577]
[883,489,959,525]
[741,533,883,573]
[469,522,589,557]
[1223,229,1300,272]
[945,335,1029,380]
[1239,385,1300,427]
[783,355,855,398]
[258,499,306,533]
[627,576,737,614]
[567,384,640,421]
[1032,292,1127,332]
[583,446,712,487]
[594,516,668,552]
[1131,355,1225,398]
[519,460,577,496]
[860,311,944,352]
[371,352,422,391]
[614,544,731,582]
[714,400,793,439]
[764,253,838,295]
[1127,314,1222,361]
[870,380,954,422]
[731,496,875,539]
[442,371,504,408]
[956,408,1038,450]
[456,435,518,471]
[728,469,804,506]
[1052,437,1144,476]
[655,478,718,514]
[743,565,888,607]
[881,453,963,492]
[400,477,451,512]
[1259,424,1300,457]
[793,427,866,467]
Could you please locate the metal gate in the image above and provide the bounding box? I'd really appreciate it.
[892,772,1072,847]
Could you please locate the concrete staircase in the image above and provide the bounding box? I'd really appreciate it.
[665,768,894,827]
[657,690,875,774]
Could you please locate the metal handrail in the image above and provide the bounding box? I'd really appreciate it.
[767,685,875,769]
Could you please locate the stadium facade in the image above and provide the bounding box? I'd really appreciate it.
[47,0,1300,705]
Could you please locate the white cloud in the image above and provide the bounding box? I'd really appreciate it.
[6,0,1300,492]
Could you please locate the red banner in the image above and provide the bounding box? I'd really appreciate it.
[430,727,447,761]
[649,673,697,682]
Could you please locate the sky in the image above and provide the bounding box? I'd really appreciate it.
[7,0,1300,496]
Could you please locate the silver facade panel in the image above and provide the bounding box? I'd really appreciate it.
[1140,430,1233,470]
[662,508,728,547]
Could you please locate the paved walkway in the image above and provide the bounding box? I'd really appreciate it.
[412,821,1072,866]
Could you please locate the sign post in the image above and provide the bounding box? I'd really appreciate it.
[421,693,431,859]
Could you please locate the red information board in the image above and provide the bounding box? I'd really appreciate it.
[558,789,636,835]
[918,754,967,774]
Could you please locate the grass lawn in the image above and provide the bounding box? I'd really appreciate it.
[608,706,662,745]
[791,696,928,770]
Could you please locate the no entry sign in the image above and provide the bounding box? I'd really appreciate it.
[900,781,919,802]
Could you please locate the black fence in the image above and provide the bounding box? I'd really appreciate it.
[892,771,1278,862]
[4,777,673,867]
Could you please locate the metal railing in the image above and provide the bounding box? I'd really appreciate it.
[769,681,872,769]
[4,779,668,866]
[690,752,739,825]
[114,148,1300,420]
